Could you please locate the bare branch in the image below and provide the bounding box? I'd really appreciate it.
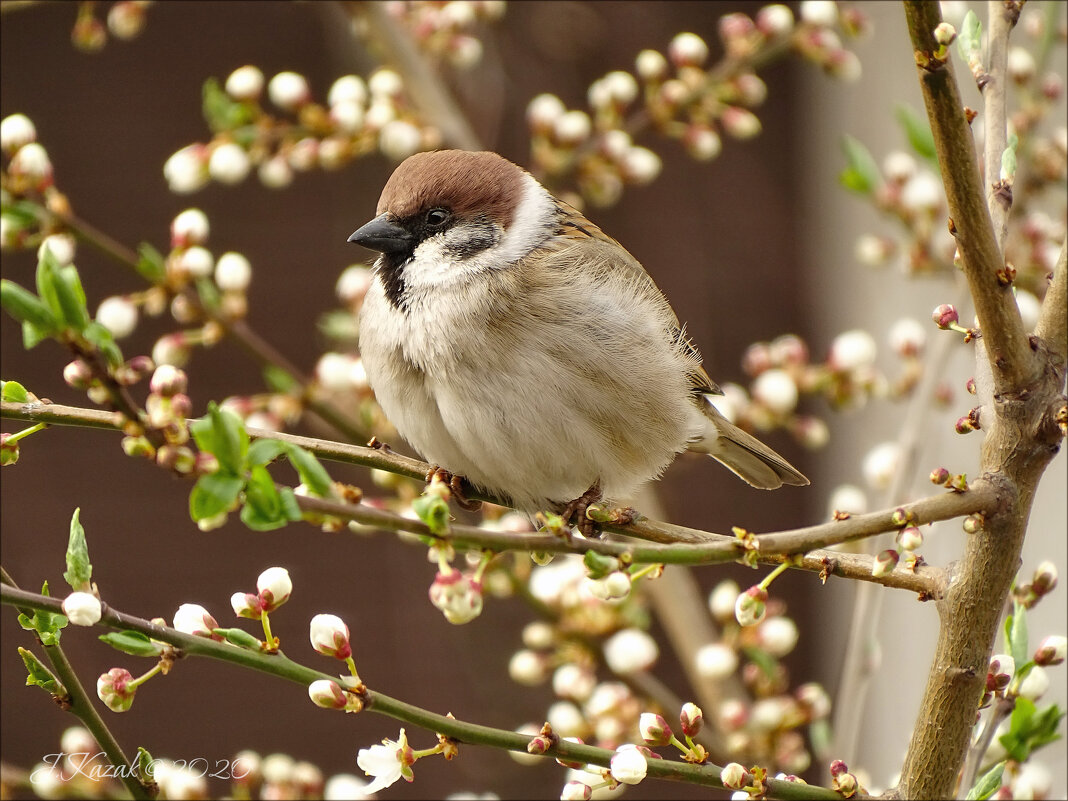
[1035,240,1067,365]
[983,0,1019,251]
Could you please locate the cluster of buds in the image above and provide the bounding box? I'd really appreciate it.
[1006,211,1067,300]
[1013,560,1058,609]
[385,1,505,69]
[1,114,75,253]
[525,7,865,208]
[224,751,344,801]
[829,759,864,798]
[70,1,150,52]
[26,728,123,800]
[164,66,441,194]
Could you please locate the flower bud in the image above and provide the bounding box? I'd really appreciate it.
[709,579,740,622]
[163,145,208,194]
[604,628,658,673]
[149,364,188,398]
[1,113,36,152]
[379,120,423,161]
[9,142,53,188]
[208,143,252,184]
[553,110,592,145]
[896,526,924,552]
[929,467,951,484]
[1018,665,1050,700]
[635,49,669,80]
[526,93,566,130]
[509,649,547,685]
[934,22,957,46]
[932,303,959,329]
[679,702,703,737]
[829,329,877,371]
[63,359,95,390]
[871,549,900,577]
[253,567,291,612]
[231,592,260,618]
[1032,561,1058,595]
[268,71,310,110]
[684,124,722,161]
[97,667,136,712]
[0,433,18,466]
[759,616,799,657]
[752,368,798,414]
[796,682,832,719]
[429,569,484,624]
[172,603,221,638]
[609,744,648,786]
[561,780,592,801]
[225,65,265,100]
[695,642,739,680]
[37,233,76,266]
[721,762,750,790]
[638,712,672,746]
[214,251,253,292]
[757,5,795,36]
[309,613,352,659]
[1033,635,1066,666]
[668,32,709,67]
[800,0,838,27]
[552,664,596,702]
[888,317,927,357]
[863,443,901,491]
[721,106,762,139]
[308,679,349,710]
[988,654,1015,691]
[62,591,102,626]
[735,585,768,626]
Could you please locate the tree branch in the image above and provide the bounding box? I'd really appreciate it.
[1034,240,1067,366]
[982,0,1018,251]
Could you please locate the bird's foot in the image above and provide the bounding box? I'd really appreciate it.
[425,466,482,512]
[559,482,604,538]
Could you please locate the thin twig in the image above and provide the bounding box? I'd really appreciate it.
[1034,241,1067,365]
[958,696,1014,799]
[983,0,1017,252]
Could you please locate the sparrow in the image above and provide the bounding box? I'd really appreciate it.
[349,150,808,524]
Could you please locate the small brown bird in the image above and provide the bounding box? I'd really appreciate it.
[350,150,807,519]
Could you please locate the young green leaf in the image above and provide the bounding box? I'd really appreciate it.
[99,630,166,657]
[965,761,1005,800]
[209,402,249,474]
[957,10,982,63]
[839,135,880,194]
[894,104,937,162]
[240,464,289,531]
[136,242,166,283]
[262,364,300,394]
[18,647,65,697]
[55,264,91,332]
[82,322,124,369]
[1,279,57,336]
[412,493,450,536]
[582,549,619,579]
[63,507,93,592]
[285,444,333,498]
[1,380,30,403]
[17,582,68,646]
[1005,598,1029,667]
[247,438,289,467]
[189,471,244,522]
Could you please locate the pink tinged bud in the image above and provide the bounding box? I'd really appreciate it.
[638,712,672,746]
[428,569,484,624]
[164,145,208,194]
[757,5,795,36]
[679,702,703,737]
[149,364,188,397]
[231,592,261,619]
[668,32,709,67]
[896,526,924,552]
[721,106,762,139]
[526,733,552,755]
[561,780,592,801]
[932,303,959,329]
[225,65,265,100]
[0,434,19,466]
[933,22,957,46]
[832,770,859,798]
[684,125,722,161]
[735,585,768,627]
[308,679,349,710]
[62,592,102,626]
[963,514,984,534]
[829,759,848,777]
[888,317,927,357]
[10,142,53,187]
[929,467,951,484]
[1034,635,1066,666]
[97,668,136,712]
[796,682,832,719]
[268,71,310,110]
[170,209,210,251]
[307,615,350,662]
[172,603,221,639]
[1,113,37,152]
[752,368,798,414]
[256,566,292,612]
[1033,561,1058,594]
[609,744,648,786]
[63,359,94,390]
[719,699,749,731]
[721,762,750,790]
[871,549,900,577]
[955,414,977,434]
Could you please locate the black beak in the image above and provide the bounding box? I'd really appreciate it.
[348,213,413,254]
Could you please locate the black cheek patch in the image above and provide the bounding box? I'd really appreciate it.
[443,219,500,259]
[379,250,412,311]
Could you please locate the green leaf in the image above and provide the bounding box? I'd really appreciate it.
[240,464,289,531]
[838,135,881,194]
[278,486,302,522]
[189,471,244,521]
[412,493,451,536]
[895,104,938,162]
[1005,598,1029,667]
[192,403,248,474]
[202,77,258,133]
[247,438,289,467]
[55,264,91,332]
[63,508,93,592]
[285,444,333,497]
[1000,142,1017,182]
[1,279,57,336]
[19,647,64,696]
[966,761,1005,800]
[1000,698,1066,761]
[35,247,65,326]
[212,627,263,649]
[1,380,30,402]
[99,630,165,657]
[195,276,221,313]
[957,10,982,62]
[136,242,166,284]
[136,747,155,782]
[17,582,67,645]
[82,322,124,369]
[263,364,300,394]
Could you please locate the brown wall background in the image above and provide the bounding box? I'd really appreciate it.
[1,3,823,798]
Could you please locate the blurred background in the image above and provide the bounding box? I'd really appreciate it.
[1,2,1064,799]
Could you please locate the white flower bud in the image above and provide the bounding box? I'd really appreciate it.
[709,579,740,622]
[854,234,892,266]
[668,32,709,67]
[828,483,867,516]
[635,49,669,80]
[799,0,838,27]
[609,744,647,786]
[95,296,139,339]
[258,155,293,188]
[863,442,901,490]
[829,329,877,370]
[509,649,547,685]
[215,251,252,291]
[225,65,265,100]
[378,120,422,161]
[1011,762,1052,800]
[750,697,787,731]
[553,110,592,145]
[1007,46,1036,82]
[368,68,403,98]
[323,774,372,800]
[901,171,943,212]
[604,628,658,673]
[1018,664,1049,700]
[330,100,364,133]
[328,75,367,107]
[10,142,52,182]
[268,71,310,110]
[546,701,586,738]
[758,616,799,656]
[364,100,396,130]
[1,113,37,151]
[171,208,210,247]
[602,70,639,105]
[208,143,252,184]
[309,613,352,659]
[526,93,566,130]
[887,317,927,357]
[752,368,798,414]
[37,233,76,266]
[256,566,292,611]
[163,145,208,194]
[685,125,722,161]
[757,5,795,36]
[177,246,214,278]
[316,352,358,390]
[261,754,296,786]
[336,265,373,305]
[721,107,762,139]
[735,586,768,626]
[62,591,102,626]
[694,642,738,679]
[449,35,483,69]
[553,664,596,701]
[172,603,219,637]
[620,146,662,185]
[883,150,917,182]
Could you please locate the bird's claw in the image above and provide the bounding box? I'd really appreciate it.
[425,466,482,512]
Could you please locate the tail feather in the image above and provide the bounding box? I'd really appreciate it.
[689,398,809,490]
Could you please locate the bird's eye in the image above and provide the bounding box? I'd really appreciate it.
[425,208,450,228]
